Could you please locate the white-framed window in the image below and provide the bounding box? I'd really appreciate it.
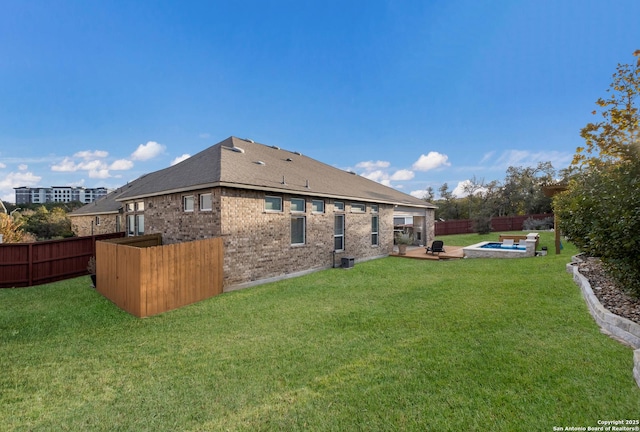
[371,204,378,213]
[136,214,145,236]
[135,201,145,211]
[334,214,345,251]
[183,195,195,212]
[371,215,379,246]
[126,203,134,212]
[291,216,306,245]
[312,200,324,213]
[351,202,365,213]
[200,193,212,211]
[291,198,305,213]
[265,196,282,212]
[334,201,344,212]
[127,214,135,236]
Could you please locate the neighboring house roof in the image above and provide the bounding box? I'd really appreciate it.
[69,188,124,217]
[115,137,436,208]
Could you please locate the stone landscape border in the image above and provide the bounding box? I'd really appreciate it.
[567,255,640,389]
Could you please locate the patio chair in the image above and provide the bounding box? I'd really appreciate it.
[426,240,445,255]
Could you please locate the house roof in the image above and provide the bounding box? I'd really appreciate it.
[69,188,123,217]
[112,137,435,208]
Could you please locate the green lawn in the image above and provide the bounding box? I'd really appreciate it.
[1,232,639,431]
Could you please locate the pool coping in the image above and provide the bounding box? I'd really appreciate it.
[567,255,640,389]
[463,239,536,258]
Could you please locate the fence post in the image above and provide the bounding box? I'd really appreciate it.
[28,243,33,287]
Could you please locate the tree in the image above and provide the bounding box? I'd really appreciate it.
[555,51,640,297]
[501,162,555,216]
[422,186,435,203]
[22,205,74,240]
[0,213,35,243]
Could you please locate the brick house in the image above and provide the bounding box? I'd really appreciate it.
[74,137,436,290]
[69,189,125,236]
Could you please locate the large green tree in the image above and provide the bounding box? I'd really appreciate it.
[555,51,640,296]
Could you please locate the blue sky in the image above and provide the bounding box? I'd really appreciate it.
[1,0,639,203]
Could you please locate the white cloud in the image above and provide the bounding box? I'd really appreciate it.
[479,151,495,164]
[18,164,27,170]
[361,170,388,183]
[89,169,111,179]
[410,189,428,199]
[0,171,42,202]
[0,162,6,169]
[74,150,108,160]
[412,152,451,171]
[494,149,573,169]
[109,159,134,170]
[390,169,414,181]
[356,160,390,170]
[131,141,165,161]
[452,180,487,198]
[199,133,210,139]
[171,154,191,166]
[51,157,79,172]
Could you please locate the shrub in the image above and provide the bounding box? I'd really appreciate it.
[523,216,554,231]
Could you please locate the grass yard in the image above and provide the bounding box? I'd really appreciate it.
[1,232,639,431]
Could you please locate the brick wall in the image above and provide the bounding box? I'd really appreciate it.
[220,189,394,287]
[70,214,123,237]
[134,187,395,289]
[144,189,223,242]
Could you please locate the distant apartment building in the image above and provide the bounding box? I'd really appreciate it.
[14,186,109,205]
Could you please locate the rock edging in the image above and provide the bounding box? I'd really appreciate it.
[567,255,640,389]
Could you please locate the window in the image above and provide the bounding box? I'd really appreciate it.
[183,195,194,212]
[334,201,344,212]
[334,214,345,251]
[351,202,365,213]
[371,215,379,246]
[371,204,378,213]
[291,198,305,213]
[200,193,212,211]
[136,201,145,211]
[291,216,305,245]
[312,200,324,213]
[95,216,101,226]
[127,214,135,236]
[126,203,134,212]
[265,196,282,212]
[136,214,145,235]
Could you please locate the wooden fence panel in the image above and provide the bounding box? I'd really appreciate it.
[97,236,223,317]
[435,214,552,236]
[0,232,124,288]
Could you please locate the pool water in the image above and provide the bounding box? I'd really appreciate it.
[480,242,526,251]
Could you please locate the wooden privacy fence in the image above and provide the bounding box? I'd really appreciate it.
[96,234,223,318]
[0,232,125,288]
[435,213,552,236]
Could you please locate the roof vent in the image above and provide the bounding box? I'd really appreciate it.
[293,151,302,156]
[231,146,245,153]
[271,145,280,150]
[286,158,293,162]
[242,138,254,143]
[255,161,265,165]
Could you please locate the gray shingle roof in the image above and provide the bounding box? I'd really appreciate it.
[69,188,123,216]
[114,136,435,208]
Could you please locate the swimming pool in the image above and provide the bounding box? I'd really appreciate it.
[463,240,536,258]
[479,242,526,251]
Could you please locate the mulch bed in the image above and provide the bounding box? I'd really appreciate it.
[576,256,640,325]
